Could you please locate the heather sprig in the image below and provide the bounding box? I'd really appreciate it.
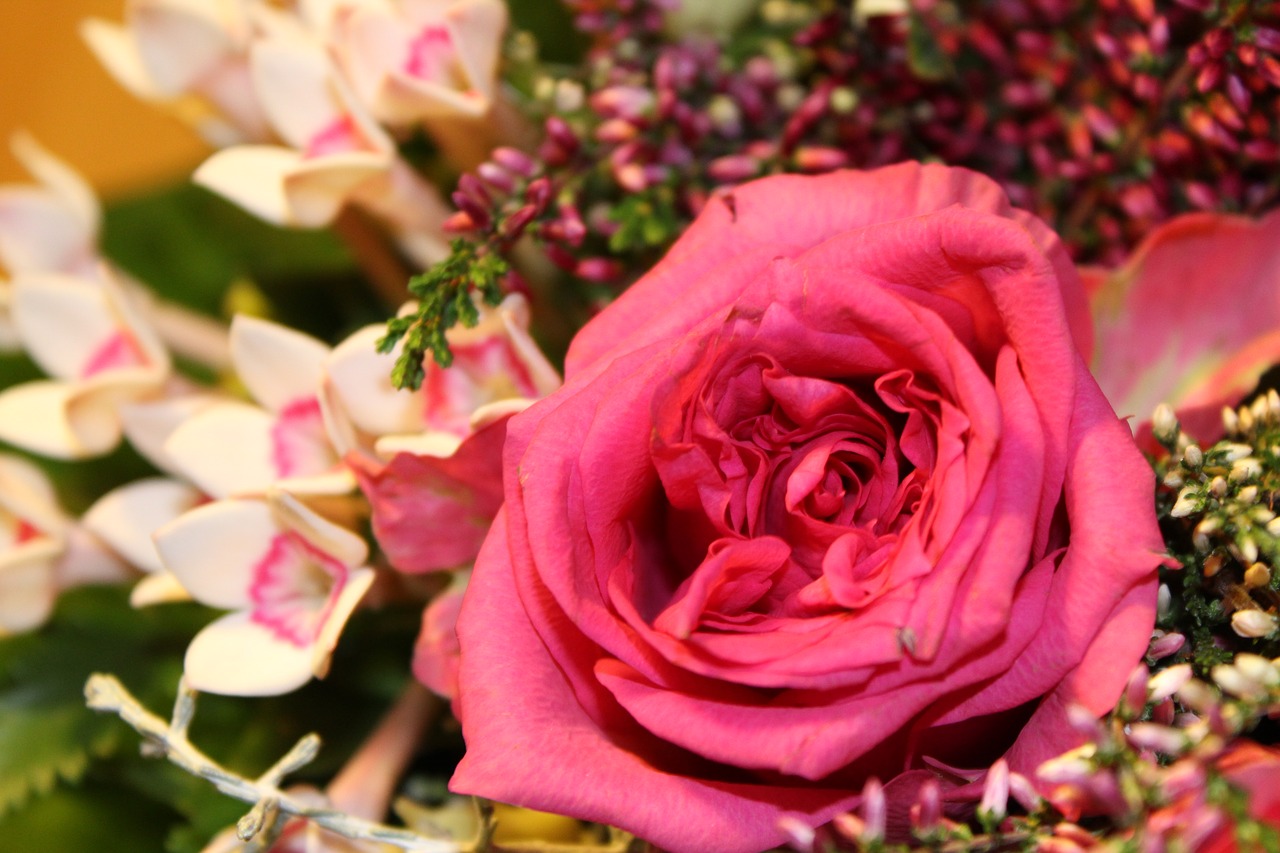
[1154,397,1280,670]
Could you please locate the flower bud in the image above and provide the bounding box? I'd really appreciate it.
[1231,609,1278,638]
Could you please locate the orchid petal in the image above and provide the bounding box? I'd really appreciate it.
[80,18,161,100]
[311,566,375,677]
[83,477,203,573]
[10,131,101,233]
[193,146,299,225]
[0,550,59,635]
[184,609,318,695]
[166,400,337,497]
[130,569,192,606]
[0,381,117,459]
[282,153,389,227]
[154,498,279,609]
[230,315,330,413]
[119,395,222,475]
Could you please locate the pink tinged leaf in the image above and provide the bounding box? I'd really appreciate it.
[349,416,508,573]
[412,575,467,698]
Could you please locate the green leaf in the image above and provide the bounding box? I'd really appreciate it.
[0,586,207,816]
[380,239,508,388]
[0,781,173,853]
[906,14,953,82]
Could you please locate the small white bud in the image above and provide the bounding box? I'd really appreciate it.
[1171,487,1202,518]
[1210,476,1228,498]
[1152,404,1178,443]
[1222,406,1240,435]
[1233,653,1279,687]
[1211,663,1266,700]
[1183,444,1204,468]
[1232,609,1279,639]
[1231,457,1263,482]
[1157,583,1173,620]
[1148,664,1193,702]
[1222,443,1255,462]
[1238,485,1260,504]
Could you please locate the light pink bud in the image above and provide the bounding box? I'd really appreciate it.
[1148,632,1186,660]
[980,760,1010,821]
[861,777,885,841]
[1128,722,1188,755]
[793,146,850,172]
[1008,771,1043,811]
[1123,664,1151,713]
[476,162,516,193]
[1159,759,1206,800]
[777,816,815,852]
[1148,663,1193,702]
[590,85,655,120]
[491,147,538,178]
[707,154,761,183]
[831,813,865,842]
[443,210,479,233]
[575,258,622,283]
[912,778,942,831]
[595,119,641,144]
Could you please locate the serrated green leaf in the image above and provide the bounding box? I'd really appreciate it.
[0,689,119,814]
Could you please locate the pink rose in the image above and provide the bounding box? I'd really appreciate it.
[451,163,1165,852]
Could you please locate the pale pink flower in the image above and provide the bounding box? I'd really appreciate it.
[154,490,375,696]
[327,0,507,126]
[0,271,170,458]
[0,454,129,635]
[165,315,352,499]
[193,34,450,261]
[329,294,560,574]
[82,0,272,145]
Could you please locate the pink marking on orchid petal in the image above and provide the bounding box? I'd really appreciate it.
[403,25,456,81]
[79,330,148,379]
[304,115,364,159]
[12,518,41,545]
[270,396,335,479]
[422,337,538,436]
[248,531,350,646]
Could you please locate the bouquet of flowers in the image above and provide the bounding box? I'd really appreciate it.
[2,1,1280,851]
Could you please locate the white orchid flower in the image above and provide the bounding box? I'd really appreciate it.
[327,0,507,126]
[153,490,376,696]
[193,33,450,261]
[165,315,353,499]
[322,292,560,459]
[0,271,170,459]
[0,455,129,635]
[0,133,104,349]
[82,0,272,146]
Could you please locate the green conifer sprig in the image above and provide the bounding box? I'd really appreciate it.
[377,240,508,390]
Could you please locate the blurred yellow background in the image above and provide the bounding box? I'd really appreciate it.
[0,0,210,198]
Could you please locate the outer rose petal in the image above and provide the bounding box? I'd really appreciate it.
[451,512,862,853]
[565,163,1088,378]
[1086,209,1280,441]
[349,417,507,573]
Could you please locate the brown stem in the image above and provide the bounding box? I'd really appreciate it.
[334,206,415,308]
